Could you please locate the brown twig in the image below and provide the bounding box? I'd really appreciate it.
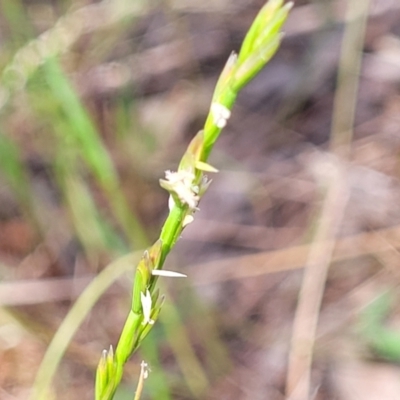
[285,158,348,399]
[4,224,400,306]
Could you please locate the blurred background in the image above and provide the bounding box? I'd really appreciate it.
[1,0,400,399]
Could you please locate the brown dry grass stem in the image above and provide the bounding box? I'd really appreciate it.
[285,0,371,398]
[285,160,349,399]
[4,224,400,307]
[330,0,372,157]
[190,225,400,286]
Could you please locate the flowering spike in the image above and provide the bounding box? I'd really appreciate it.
[95,2,291,397]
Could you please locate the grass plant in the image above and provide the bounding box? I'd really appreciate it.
[92,1,292,398]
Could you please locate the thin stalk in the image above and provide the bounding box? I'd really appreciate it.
[93,2,293,398]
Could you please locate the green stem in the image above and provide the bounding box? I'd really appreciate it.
[159,205,186,261]
[95,2,291,398]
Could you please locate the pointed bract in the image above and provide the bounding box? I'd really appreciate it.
[152,269,187,278]
[195,160,219,173]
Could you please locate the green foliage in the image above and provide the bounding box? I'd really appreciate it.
[359,291,400,362]
[43,59,148,248]
[0,132,29,200]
